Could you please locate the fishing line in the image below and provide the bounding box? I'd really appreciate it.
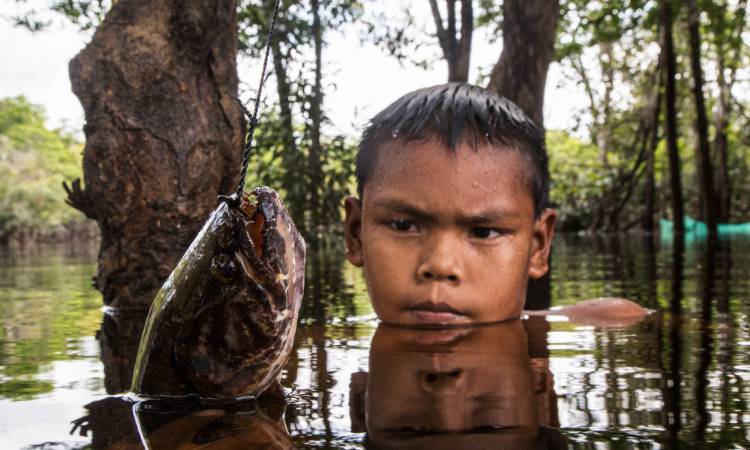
[221,0,282,206]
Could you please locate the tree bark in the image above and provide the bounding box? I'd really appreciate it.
[686,0,718,242]
[486,0,559,127]
[660,0,685,239]
[428,0,473,82]
[67,0,243,309]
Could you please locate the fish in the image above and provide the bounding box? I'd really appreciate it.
[130,186,305,398]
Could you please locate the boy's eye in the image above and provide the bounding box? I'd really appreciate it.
[470,227,502,239]
[389,218,417,233]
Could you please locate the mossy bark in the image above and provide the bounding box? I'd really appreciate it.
[67,0,244,309]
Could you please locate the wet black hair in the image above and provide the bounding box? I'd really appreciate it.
[356,82,549,217]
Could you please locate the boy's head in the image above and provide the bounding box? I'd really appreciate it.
[345,83,556,326]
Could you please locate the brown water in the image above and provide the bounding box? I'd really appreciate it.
[1,234,749,449]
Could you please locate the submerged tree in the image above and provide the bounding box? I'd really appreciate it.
[64,0,244,309]
[660,0,684,239]
[686,0,718,241]
[486,0,559,127]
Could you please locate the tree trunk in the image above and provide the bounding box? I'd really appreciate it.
[309,0,324,244]
[485,0,560,310]
[486,0,559,127]
[268,3,304,228]
[597,42,615,168]
[428,0,473,82]
[714,54,732,224]
[686,0,718,242]
[643,87,662,234]
[660,0,685,239]
[66,0,243,309]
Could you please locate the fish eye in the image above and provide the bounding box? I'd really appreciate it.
[210,254,237,283]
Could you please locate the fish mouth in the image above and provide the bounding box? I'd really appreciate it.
[232,186,303,306]
[238,192,266,259]
[229,191,286,299]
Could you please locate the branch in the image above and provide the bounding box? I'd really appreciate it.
[63,178,96,219]
[458,0,473,58]
[447,0,457,54]
[572,54,600,126]
[727,0,747,85]
[428,0,450,55]
[610,80,663,224]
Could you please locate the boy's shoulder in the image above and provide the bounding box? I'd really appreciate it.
[525,297,649,327]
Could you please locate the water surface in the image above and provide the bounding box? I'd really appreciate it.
[1,235,749,449]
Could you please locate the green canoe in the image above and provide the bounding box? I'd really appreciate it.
[660,216,750,240]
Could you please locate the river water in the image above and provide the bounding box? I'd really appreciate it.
[0,234,748,449]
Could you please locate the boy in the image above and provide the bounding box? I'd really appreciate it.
[343,83,646,326]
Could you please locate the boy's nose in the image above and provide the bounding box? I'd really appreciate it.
[418,368,465,394]
[416,234,463,283]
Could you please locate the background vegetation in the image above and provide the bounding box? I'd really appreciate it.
[5,0,750,242]
[0,96,90,243]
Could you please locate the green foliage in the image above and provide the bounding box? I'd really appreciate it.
[238,0,360,244]
[246,112,357,237]
[0,97,86,241]
[547,130,603,230]
[13,0,750,235]
[12,0,110,32]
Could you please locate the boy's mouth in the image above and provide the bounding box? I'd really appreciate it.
[406,301,468,325]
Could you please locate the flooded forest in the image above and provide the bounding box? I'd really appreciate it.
[1,0,749,449]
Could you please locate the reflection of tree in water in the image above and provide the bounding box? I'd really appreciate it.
[552,234,666,306]
[694,241,715,442]
[98,309,148,394]
[282,324,369,448]
[665,235,683,446]
[298,240,358,325]
[562,237,750,449]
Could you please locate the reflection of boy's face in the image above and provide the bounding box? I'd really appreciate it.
[365,321,538,449]
[345,139,556,325]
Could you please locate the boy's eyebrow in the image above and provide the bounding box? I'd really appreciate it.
[456,208,522,224]
[370,199,434,220]
[369,199,522,223]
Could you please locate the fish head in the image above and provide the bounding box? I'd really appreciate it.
[173,186,305,398]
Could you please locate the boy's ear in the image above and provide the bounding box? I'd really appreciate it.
[529,208,557,279]
[344,196,364,267]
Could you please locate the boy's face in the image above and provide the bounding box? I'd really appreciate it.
[344,139,556,326]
